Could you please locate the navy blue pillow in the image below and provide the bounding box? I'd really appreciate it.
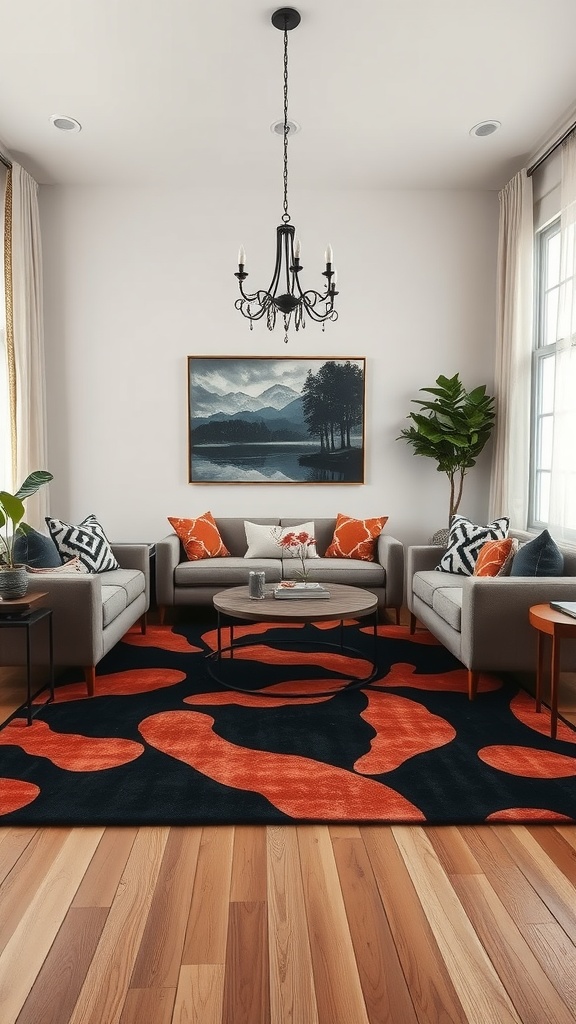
[13,528,62,568]
[509,529,564,577]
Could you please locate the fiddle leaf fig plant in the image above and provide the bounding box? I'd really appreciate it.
[397,374,495,527]
[0,470,53,568]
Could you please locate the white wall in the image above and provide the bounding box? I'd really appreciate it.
[39,184,499,547]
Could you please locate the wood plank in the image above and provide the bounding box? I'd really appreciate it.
[119,987,176,1024]
[451,873,576,1024]
[329,825,361,840]
[182,826,234,965]
[526,825,576,885]
[362,826,466,1024]
[426,825,484,875]
[72,826,138,907]
[0,827,38,885]
[230,825,267,902]
[461,827,553,925]
[524,920,576,1010]
[332,835,419,1024]
[266,826,319,1024]
[172,965,224,1024]
[297,825,370,1024]
[222,901,270,1024]
[495,826,576,944]
[0,827,104,1024]
[14,907,108,1024]
[392,826,522,1024]
[130,826,202,989]
[65,827,169,1024]
[0,828,69,952]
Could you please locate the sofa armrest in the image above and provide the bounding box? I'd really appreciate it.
[24,575,104,666]
[155,534,182,607]
[377,534,405,608]
[461,575,576,669]
[407,544,444,577]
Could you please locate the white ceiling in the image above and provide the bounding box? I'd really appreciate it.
[1,0,576,191]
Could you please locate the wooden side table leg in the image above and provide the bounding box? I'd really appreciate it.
[550,634,560,740]
[535,631,544,713]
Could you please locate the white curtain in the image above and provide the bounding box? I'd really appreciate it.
[488,169,533,528]
[549,137,576,538]
[10,162,49,527]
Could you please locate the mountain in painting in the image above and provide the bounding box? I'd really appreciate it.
[191,382,300,419]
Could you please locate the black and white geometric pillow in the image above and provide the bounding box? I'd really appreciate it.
[45,514,120,574]
[436,515,510,576]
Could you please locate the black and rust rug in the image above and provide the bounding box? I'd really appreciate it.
[1,619,575,825]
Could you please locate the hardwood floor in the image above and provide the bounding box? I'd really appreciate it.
[0,822,574,1023]
[1,620,575,1023]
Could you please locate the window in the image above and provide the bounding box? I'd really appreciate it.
[531,215,576,537]
[0,163,11,492]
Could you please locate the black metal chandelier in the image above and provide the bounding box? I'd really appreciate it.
[234,7,338,344]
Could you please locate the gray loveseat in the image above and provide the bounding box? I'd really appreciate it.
[156,517,404,623]
[407,529,576,699]
[1,544,150,696]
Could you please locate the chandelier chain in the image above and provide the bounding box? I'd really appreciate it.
[282,20,290,224]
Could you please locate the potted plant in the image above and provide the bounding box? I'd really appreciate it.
[0,470,53,598]
[397,373,495,538]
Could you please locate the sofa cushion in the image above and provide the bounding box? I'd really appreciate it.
[325,513,388,561]
[99,567,146,604]
[244,520,319,559]
[290,556,385,587]
[101,585,128,627]
[413,570,462,608]
[510,529,564,577]
[436,515,509,576]
[13,527,62,568]
[46,514,120,573]
[174,556,283,587]
[473,537,518,577]
[432,587,463,631]
[168,512,230,560]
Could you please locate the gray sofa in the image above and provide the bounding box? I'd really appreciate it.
[156,517,404,623]
[407,530,576,699]
[1,544,150,696]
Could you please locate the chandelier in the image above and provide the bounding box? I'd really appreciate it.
[234,7,338,344]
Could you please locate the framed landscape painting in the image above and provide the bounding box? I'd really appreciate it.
[188,356,366,484]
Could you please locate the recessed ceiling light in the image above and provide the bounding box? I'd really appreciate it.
[270,119,301,136]
[49,114,82,133]
[469,120,501,138]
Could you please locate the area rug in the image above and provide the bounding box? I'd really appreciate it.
[1,619,575,825]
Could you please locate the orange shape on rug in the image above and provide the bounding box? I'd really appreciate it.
[139,710,425,821]
[122,625,202,653]
[486,807,575,822]
[0,777,40,814]
[201,621,304,652]
[224,643,371,678]
[373,661,502,693]
[355,691,456,774]
[509,690,576,744]
[0,719,144,771]
[479,744,576,779]
[34,667,187,704]
[359,624,441,645]
[185,678,340,707]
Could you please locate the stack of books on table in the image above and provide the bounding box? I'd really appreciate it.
[274,582,331,600]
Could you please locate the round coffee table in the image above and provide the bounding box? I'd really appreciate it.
[209,583,379,697]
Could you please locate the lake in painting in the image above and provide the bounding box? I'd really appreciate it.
[188,357,366,484]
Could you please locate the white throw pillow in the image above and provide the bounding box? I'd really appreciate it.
[244,521,318,559]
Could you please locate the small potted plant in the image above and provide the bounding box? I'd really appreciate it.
[0,470,53,598]
[276,529,316,583]
[397,373,495,540]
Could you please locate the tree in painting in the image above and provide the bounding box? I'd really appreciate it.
[301,361,364,451]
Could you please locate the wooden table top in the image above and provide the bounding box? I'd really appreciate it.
[213,583,378,623]
[529,602,576,637]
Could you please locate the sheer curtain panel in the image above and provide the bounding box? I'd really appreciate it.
[489,169,533,529]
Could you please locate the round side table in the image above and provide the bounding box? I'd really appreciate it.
[528,603,576,739]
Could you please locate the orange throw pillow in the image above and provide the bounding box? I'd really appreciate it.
[325,513,388,561]
[473,537,516,577]
[168,512,230,561]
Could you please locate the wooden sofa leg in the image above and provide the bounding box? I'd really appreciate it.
[140,612,147,635]
[158,606,166,626]
[409,612,417,635]
[394,607,400,625]
[468,670,479,701]
[84,667,96,697]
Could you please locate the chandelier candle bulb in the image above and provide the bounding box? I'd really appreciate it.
[238,246,246,267]
[325,244,333,266]
[294,238,301,259]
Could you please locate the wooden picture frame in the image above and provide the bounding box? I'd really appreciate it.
[188,356,366,484]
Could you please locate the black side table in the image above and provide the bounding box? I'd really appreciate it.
[0,593,54,726]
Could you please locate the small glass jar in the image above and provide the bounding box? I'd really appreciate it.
[248,570,265,599]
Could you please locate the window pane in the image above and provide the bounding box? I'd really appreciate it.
[544,286,559,345]
[539,413,553,469]
[547,230,561,288]
[540,354,555,414]
[536,470,550,523]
